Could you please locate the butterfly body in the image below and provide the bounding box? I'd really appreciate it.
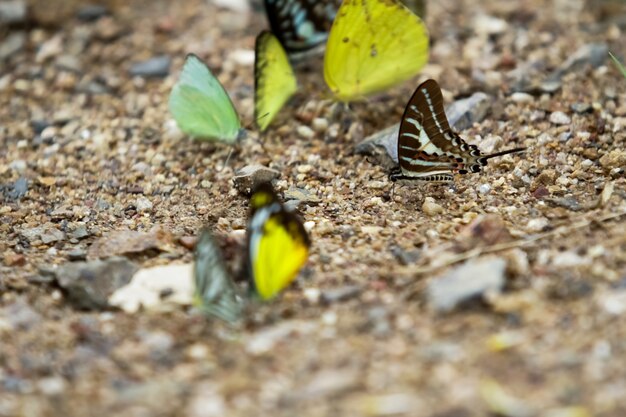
[391,79,525,183]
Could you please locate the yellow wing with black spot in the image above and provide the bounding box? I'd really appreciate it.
[323,0,429,102]
[247,183,311,300]
[254,31,298,131]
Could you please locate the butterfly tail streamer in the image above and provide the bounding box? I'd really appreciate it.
[481,147,527,161]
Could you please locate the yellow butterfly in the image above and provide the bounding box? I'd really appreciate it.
[254,31,298,131]
[323,0,430,102]
[247,183,311,300]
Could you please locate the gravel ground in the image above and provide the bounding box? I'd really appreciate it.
[1,0,626,416]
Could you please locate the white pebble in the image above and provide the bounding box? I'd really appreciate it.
[549,111,571,125]
[297,125,315,139]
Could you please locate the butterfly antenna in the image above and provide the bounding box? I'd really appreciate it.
[482,147,526,161]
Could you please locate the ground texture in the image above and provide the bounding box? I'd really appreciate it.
[1,0,626,416]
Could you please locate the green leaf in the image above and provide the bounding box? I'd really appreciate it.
[609,52,626,79]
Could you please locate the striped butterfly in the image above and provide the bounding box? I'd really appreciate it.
[263,0,340,59]
[390,79,525,183]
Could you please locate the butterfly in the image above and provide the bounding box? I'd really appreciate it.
[247,182,311,300]
[263,0,339,59]
[194,229,243,323]
[168,54,246,144]
[255,31,298,131]
[193,183,311,321]
[389,79,525,183]
[323,0,430,102]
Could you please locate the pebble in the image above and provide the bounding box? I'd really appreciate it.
[599,150,626,169]
[296,125,315,139]
[571,102,592,114]
[312,117,329,133]
[0,32,26,61]
[9,159,26,173]
[446,92,491,131]
[35,258,135,309]
[109,263,194,313]
[428,257,507,312]
[76,4,109,21]
[135,196,153,212]
[422,197,444,216]
[232,164,280,194]
[478,183,491,194]
[320,285,363,304]
[284,187,320,204]
[67,248,87,261]
[510,92,534,103]
[0,1,27,24]
[2,298,41,330]
[129,55,171,78]
[549,111,571,125]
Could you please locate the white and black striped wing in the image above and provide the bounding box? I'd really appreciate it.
[396,79,526,180]
[194,229,243,323]
[263,0,339,56]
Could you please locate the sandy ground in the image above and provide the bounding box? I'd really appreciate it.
[1,0,626,416]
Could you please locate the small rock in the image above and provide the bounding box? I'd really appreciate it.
[227,49,255,66]
[109,263,194,313]
[135,196,153,212]
[0,32,26,61]
[296,125,315,139]
[312,118,329,133]
[67,248,87,261]
[4,251,26,267]
[510,92,534,103]
[36,34,64,63]
[233,164,280,194]
[50,257,139,310]
[2,298,41,330]
[76,4,109,21]
[428,257,507,312]
[179,236,198,250]
[546,196,583,211]
[320,285,363,304]
[548,43,608,81]
[355,123,399,167]
[284,187,321,204]
[129,55,171,78]
[549,111,571,125]
[422,197,444,216]
[446,92,491,131]
[87,226,175,259]
[3,177,28,200]
[0,1,27,24]
[20,224,65,244]
[9,159,26,173]
[599,150,626,169]
[473,14,508,35]
[571,102,592,114]
[598,290,626,316]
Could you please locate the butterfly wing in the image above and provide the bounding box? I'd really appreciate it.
[263,0,339,57]
[397,79,526,180]
[324,0,429,102]
[168,54,242,144]
[247,183,311,300]
[194,229,243,323]
[254,31,298,131]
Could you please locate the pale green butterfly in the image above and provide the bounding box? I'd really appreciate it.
[168,54,246,143]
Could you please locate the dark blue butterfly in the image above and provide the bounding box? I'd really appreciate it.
[263,0,340,57]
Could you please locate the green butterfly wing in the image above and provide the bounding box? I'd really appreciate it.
[169,54,242,144]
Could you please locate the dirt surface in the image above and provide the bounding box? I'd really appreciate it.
[1,0,626,416]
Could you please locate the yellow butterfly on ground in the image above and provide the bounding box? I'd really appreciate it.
[323,0,430,102]
[247,182,311,300]
[254,31,298,131]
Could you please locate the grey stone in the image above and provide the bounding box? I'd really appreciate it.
[0,32,26,61]
[233,164,280,194]
[427,257,506,312]
[52,257,139,310]
[0,1,27,24]
[129,55,171,78]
